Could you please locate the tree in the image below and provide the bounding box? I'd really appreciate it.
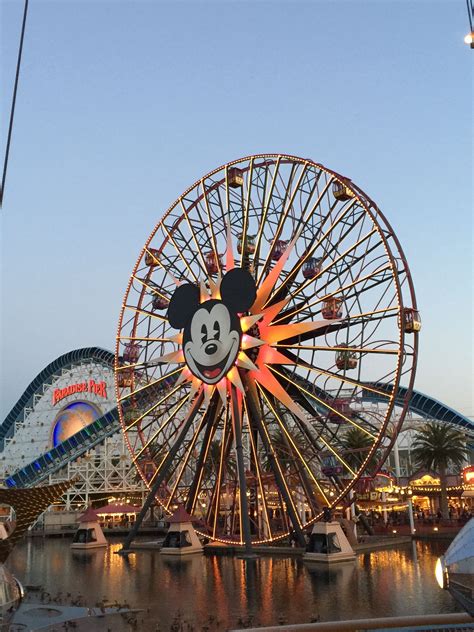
[411,422,468,519]
[341,427,375,473]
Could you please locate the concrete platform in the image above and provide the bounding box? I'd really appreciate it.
[130,537,412,556]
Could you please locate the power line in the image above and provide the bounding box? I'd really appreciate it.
[0,0,29,209]
[467,0,474,32]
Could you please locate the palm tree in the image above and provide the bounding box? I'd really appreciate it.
[341,427,375,473]
[411,422,468,519]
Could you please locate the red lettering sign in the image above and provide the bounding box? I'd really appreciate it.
[52,381,108,405]
[463,466,474,485]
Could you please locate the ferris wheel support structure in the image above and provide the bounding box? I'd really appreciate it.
[116,154,420,550]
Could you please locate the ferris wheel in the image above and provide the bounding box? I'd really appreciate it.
[116,154,420,547]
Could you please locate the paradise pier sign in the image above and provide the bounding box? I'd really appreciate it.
[52,380,108,406]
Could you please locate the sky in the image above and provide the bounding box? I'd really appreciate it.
[1,0,472,421]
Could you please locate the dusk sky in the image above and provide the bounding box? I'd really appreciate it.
[1,1,472,421]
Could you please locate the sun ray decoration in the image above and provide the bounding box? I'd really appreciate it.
[116,154,419,548]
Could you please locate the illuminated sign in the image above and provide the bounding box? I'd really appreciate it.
[52,380,107,405]
[463,466,474,486]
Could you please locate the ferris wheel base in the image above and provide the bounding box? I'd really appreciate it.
[303,522,356,565]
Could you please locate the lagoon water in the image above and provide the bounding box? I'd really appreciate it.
[7,538,460,630]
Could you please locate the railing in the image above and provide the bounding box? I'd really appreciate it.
[230,612,473,631]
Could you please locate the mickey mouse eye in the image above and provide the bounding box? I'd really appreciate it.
[201,324,208,344]
[213,321,220,340]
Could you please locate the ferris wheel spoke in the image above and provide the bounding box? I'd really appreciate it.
[132,275,170,301]
[200,180,224,277]
[160,222,200,283]
[124,304,168,322]
[242,397,273,541]
[185,395,221,515]
[271,307,397,349]
[314,228,379,293]
[253,157,282,277]
[255,161,300,282]
[272,352,397,430]
[259,169,333,297]
[268,364,376,440]
[304,248,390,312]
[256,162,307,285]
[118,336,174,344]
[210,405,231,539]
[132,391,190,449]
[257,384,329,506]
[141,247,183,286]
[284,357,393,401]
[278,343,402,356]
[164,402,215,513]
[118,367,183,403]
[264,197,360,308]
[243,376,305,543]
[144,390,205,490]
[273,262,393,326]
[179,199,209,277]
[237,157,254,269]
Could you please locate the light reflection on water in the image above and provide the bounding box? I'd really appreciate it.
[7,538,460,630]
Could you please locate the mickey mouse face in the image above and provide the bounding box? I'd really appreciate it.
[184,300,240,383]
[168,268,257,385]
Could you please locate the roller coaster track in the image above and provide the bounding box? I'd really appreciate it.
[2,350,472,488]
[361,382,474,437]
[0,347,115,450]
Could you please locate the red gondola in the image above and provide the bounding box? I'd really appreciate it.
[123,343,141,363]
[205,251,223,275]
[228,167,244,188]
[271,240,288,261]
[302,257,322,280]
[400,308,421,333]
[152,295,169,311]
[328,399,353,423]
[237,234,256,255]
[117,369,134,389]
[332,180,353,202]
[145,248,160,267]
[322,297,343,319]
[335,344,358,370]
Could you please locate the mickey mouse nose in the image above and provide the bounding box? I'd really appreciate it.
[205,343,218,355]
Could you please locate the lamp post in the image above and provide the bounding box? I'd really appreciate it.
[408,497,415,535]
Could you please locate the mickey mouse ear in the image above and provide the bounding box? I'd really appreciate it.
[167,284,201,329]
[220,268,257,313]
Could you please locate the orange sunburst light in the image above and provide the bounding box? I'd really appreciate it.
[167,231,329,424]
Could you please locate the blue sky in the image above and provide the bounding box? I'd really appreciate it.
[1,0,472,420]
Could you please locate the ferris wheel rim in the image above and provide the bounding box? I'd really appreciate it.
[115,153,419,544]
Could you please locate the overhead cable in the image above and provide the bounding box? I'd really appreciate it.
[1,0,29,208]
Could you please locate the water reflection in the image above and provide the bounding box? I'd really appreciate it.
[6,539,461,631]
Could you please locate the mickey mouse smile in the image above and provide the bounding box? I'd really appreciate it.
[186,338,239,383]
